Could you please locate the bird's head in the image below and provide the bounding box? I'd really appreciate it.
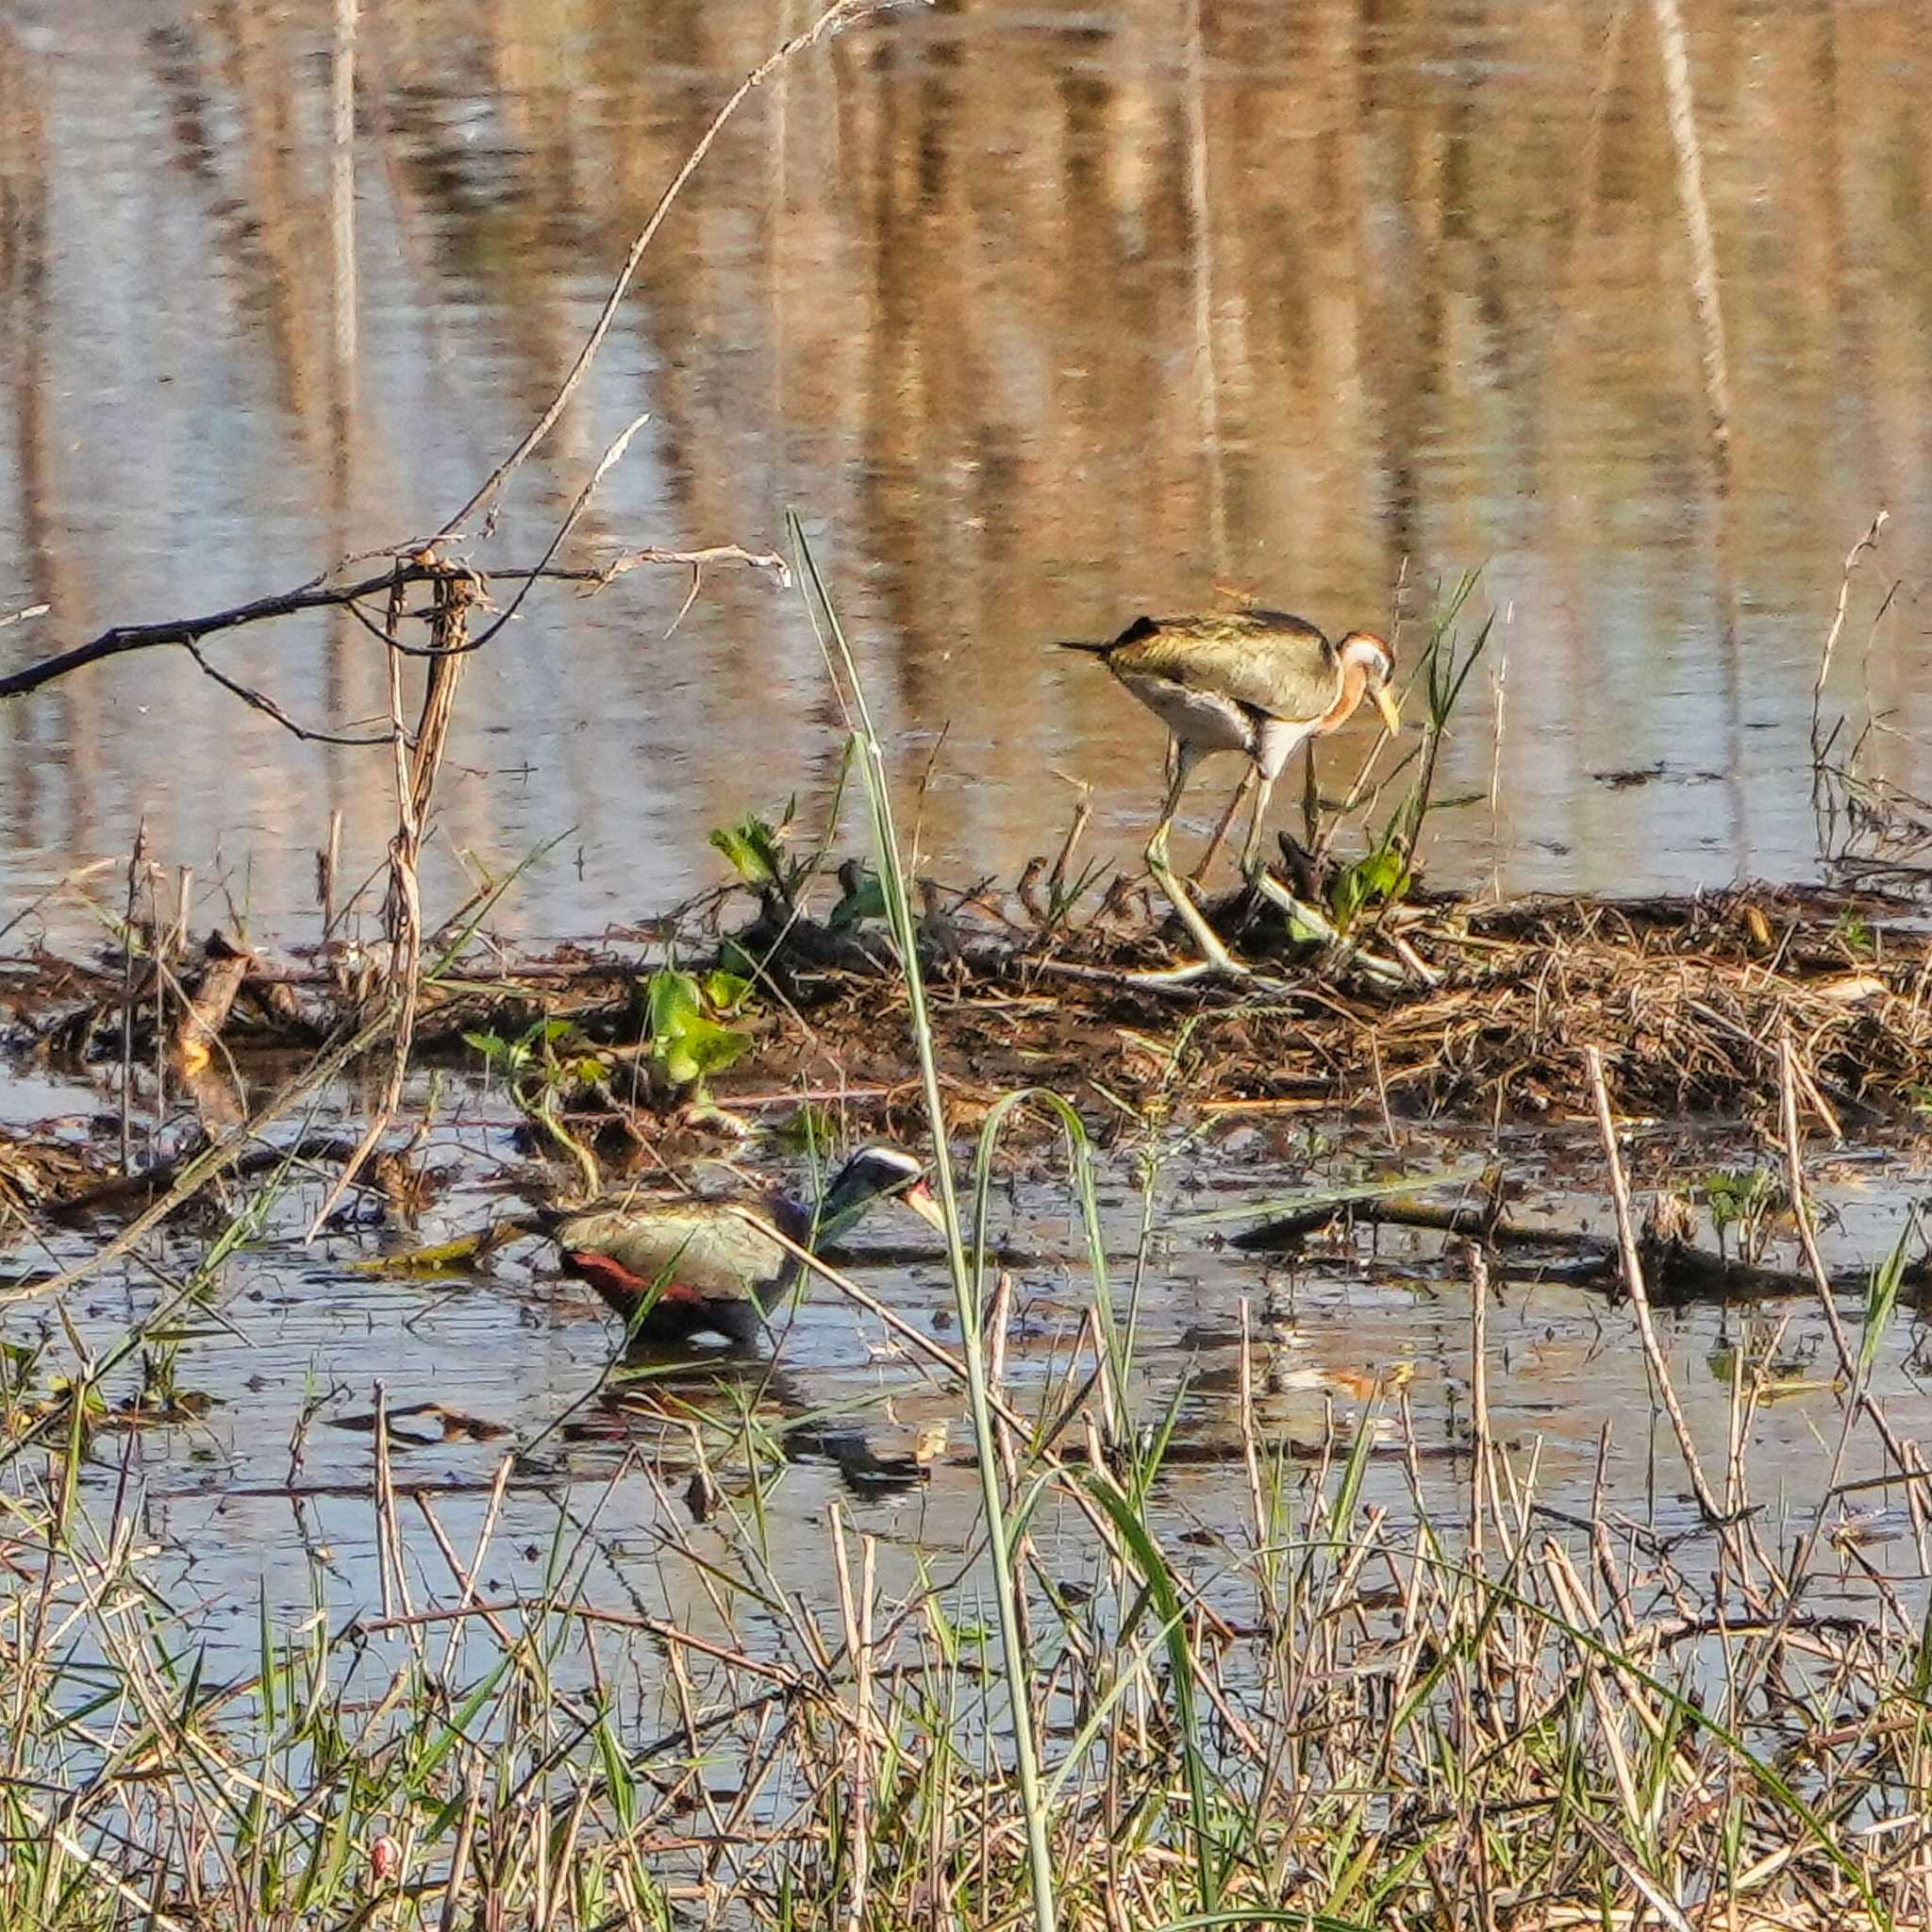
[826,1144,947,1234]
[1338,631,1401,735]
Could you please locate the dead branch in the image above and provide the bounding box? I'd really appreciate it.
[0,551,788,708]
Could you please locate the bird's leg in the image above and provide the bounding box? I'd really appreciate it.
[1242,770,1329,927]
[1234,762,1400,981]
[1239,773,1276,880]
[1140,745,1244,979]
[1241,765,1343,933]
[1189,771,1252,887]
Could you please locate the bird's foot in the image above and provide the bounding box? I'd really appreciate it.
[1242,867,1341,941]
[1241,866,1407,986]
[1127,953,1248,988]
[1143,858,1252,981]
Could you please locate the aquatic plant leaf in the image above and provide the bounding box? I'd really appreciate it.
[644,966,749,1088]
[1329,846,1410,928]
[347,1227,511,1274]
[703,969,752,1013]
[659,1014,749,1088]
[462,1027,521,1072]
[828,863,888,929]
[643,966,702,1040]
[708,812,785,885]
[1857,1219,1914,1382]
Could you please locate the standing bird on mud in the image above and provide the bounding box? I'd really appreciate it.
[1058,609,1401,974]
[532,1146,944,1349]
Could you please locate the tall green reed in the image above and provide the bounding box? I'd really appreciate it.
[790,511,1060,1932]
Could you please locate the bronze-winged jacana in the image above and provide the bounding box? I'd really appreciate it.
[536,1146,943,1348]
[1059,609,1400,974]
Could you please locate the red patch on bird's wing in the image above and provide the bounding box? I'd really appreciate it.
[564,1251,702,1311]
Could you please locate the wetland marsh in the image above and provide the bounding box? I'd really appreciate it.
[5,1,1932,1925]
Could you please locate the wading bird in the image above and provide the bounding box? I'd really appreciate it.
[535,1146,944,1348]
[1058,609,1400,974]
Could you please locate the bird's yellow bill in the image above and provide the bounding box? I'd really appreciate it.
[1373,685,1402,735]
[900,1176,949,1233]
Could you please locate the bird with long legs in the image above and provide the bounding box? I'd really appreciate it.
[1059,609,1400,977]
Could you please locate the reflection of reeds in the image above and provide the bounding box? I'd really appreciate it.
[8,2,1932,919]
[328,0,359,411]
[1652,0,1732,491]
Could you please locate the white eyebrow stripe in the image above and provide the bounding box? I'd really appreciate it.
[856,1146,922,1175]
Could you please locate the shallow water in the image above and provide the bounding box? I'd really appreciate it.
[3,0,1931,952]
[7,1063,1928,1668]
[6,0,1932,1699]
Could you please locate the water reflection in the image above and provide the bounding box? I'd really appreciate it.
[1,0,1928,944]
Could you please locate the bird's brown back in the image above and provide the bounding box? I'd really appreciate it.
[1094,610,1343,724]
[551,1197,787,1298]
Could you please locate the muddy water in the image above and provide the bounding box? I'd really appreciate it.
[3,0,1931,950]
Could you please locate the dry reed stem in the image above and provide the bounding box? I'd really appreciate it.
[304,574,440,1235]
[171,943,251,1078]
[1466,1239,1491,1567]
[1811,511,1889,764]
[1587,1044,1726,1524]
[1777,1034,1910,1474]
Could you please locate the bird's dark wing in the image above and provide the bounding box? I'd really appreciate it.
[551,1200,786,1298]
[1103,611,1342,724]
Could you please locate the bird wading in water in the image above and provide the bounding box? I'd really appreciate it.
[1059,609,1400,975]
[532,1145,944,1348]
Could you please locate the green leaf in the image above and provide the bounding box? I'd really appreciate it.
[708,813,786,886]
[703,969,753,1014]
[659,1015,749,1088]
[644,967,703,1041]
[828,862,888,929]
[1328,847,1409,930]
[461,1028,516,1071]
[643,966,749,1090]
[1857,1219,1914,1383]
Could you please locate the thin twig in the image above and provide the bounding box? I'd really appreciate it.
[0,554,781,705]
[1777,1035,1908,1470]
